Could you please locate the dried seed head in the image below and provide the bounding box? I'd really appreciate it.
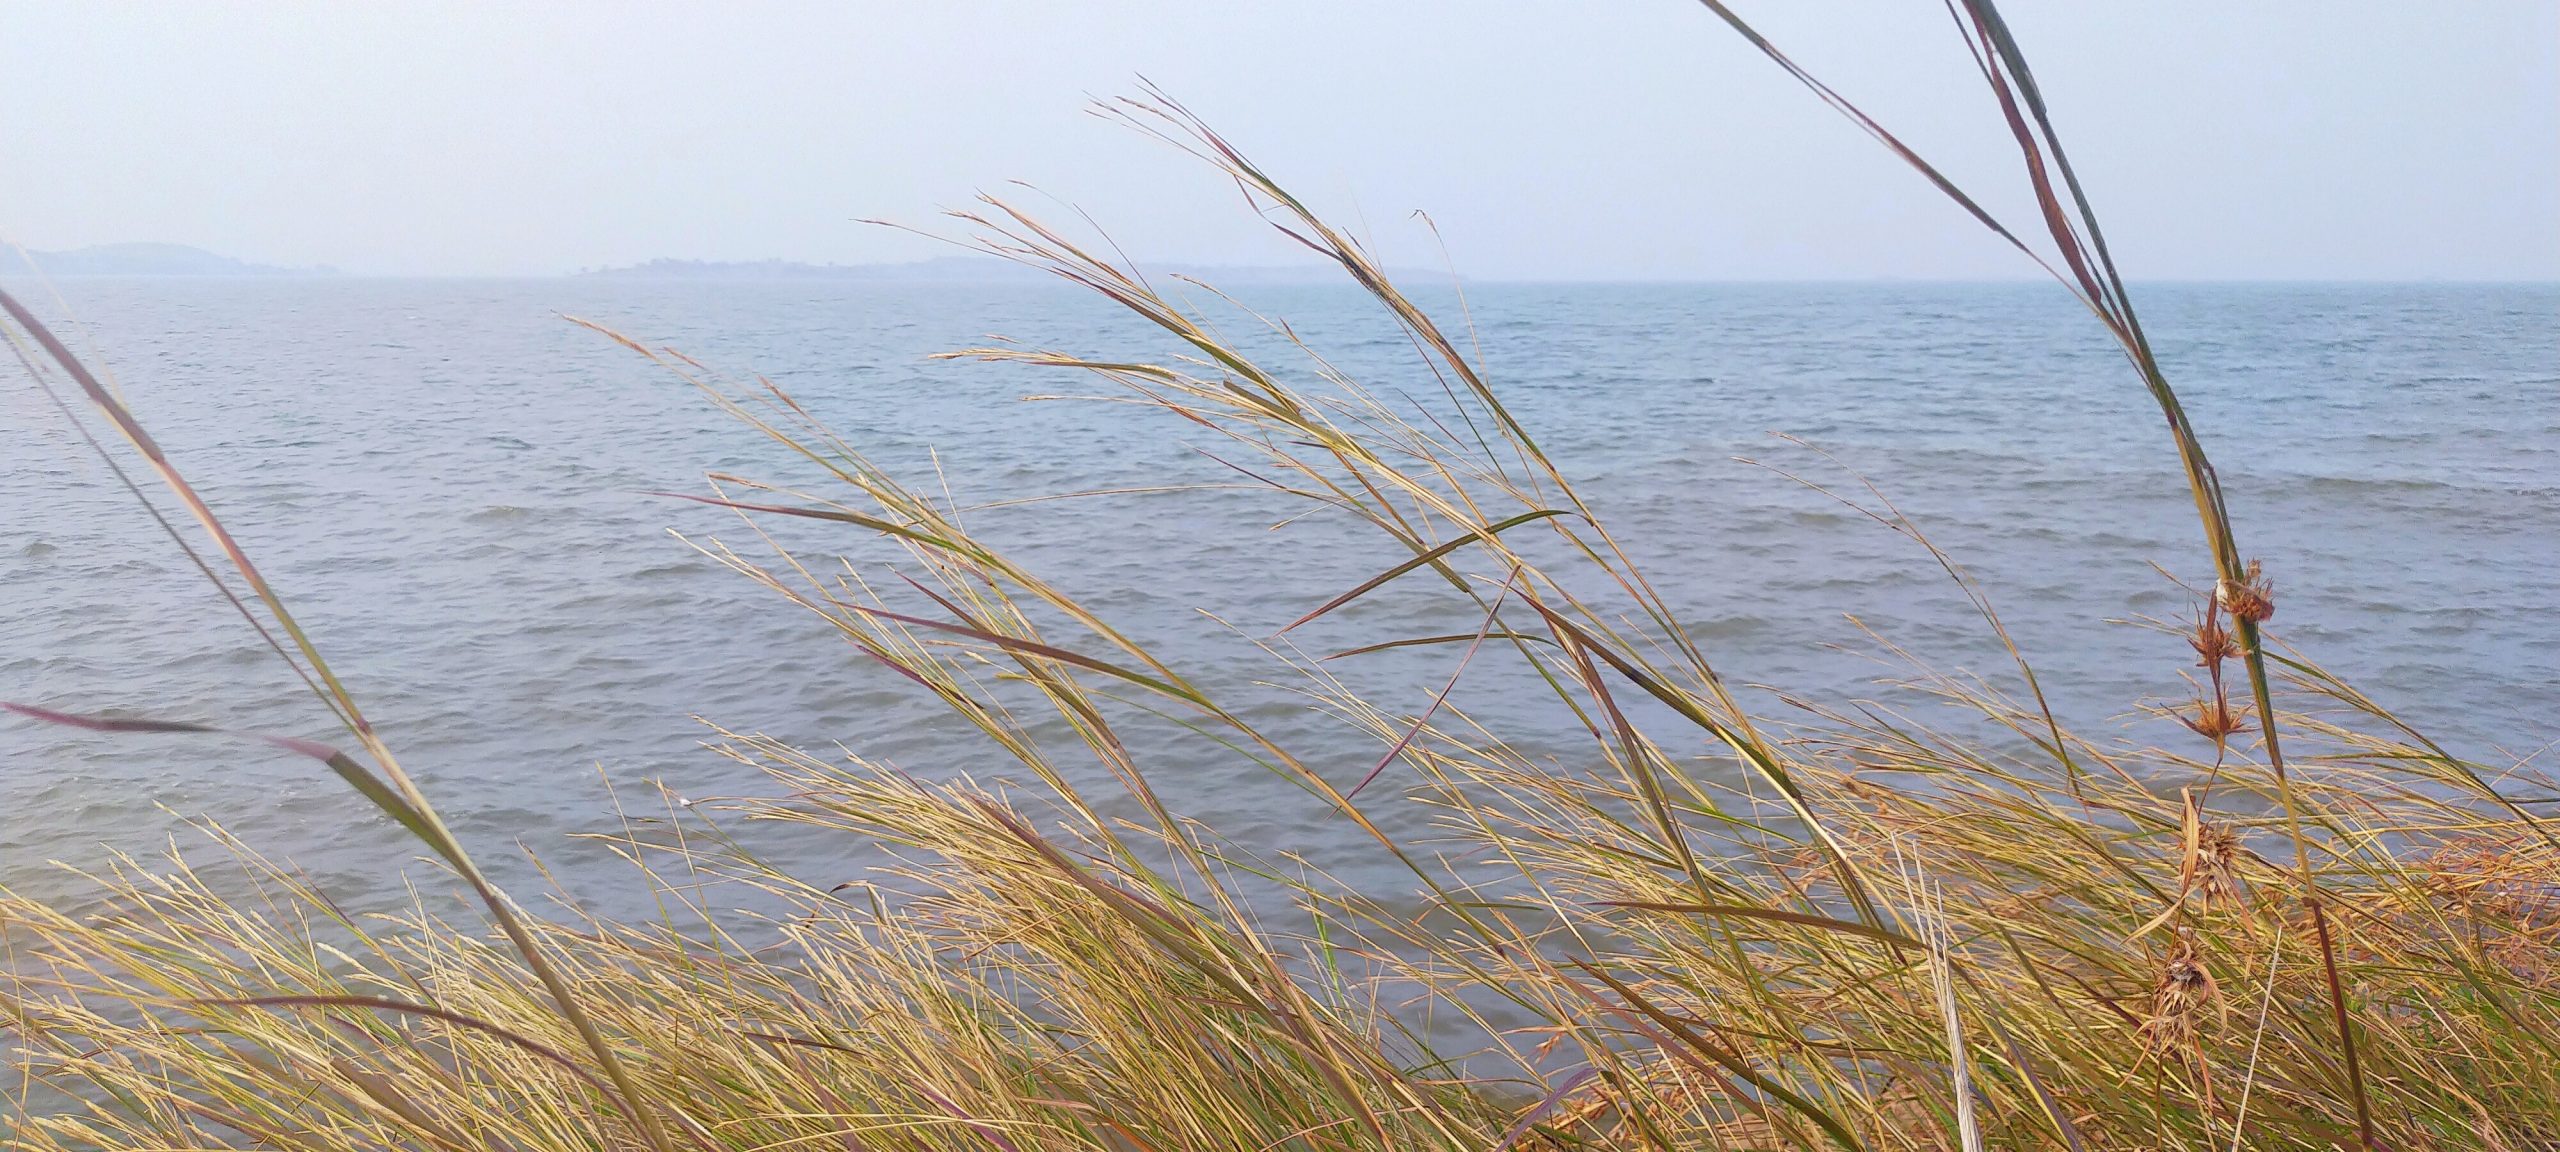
[2215,560,2276,626]
[2139,927,2221,1057]
[2188,820,2249,908]
[2487,932,2560,990]
[2187,611,2240,668]
[2180,696,2253,743]
[1770,844,1835,893]
[2136,793,2253,938]
[2424,836,2560,920]
[2425,835,2560,986]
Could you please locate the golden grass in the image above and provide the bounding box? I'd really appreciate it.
[8,4,2554,1149]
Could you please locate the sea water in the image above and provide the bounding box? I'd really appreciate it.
[4,278,2553,918]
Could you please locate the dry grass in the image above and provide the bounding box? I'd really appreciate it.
[8,3,2554,1149]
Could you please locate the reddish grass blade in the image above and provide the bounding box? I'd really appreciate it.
[2,702,442,856]
[1347,573,1517,799]
[1568,962,1866,1151]
[1321,631,1561,661]
[650,490,955,550]
[841,603,1204,707]
[1280,508,1570,633]
[1493,1067,1598,1152]
[1593,900,1920,949]
[202,996,617,1101]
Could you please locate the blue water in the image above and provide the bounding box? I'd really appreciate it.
[3,278,2554,917]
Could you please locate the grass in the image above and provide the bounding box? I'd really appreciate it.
[6,3,2554,1148]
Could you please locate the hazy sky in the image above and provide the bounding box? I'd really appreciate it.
[3,2,2553,279]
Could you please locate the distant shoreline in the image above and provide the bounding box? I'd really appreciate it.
[9,242,337,278]
[571,256,1463,284]
[5,247,2550,287]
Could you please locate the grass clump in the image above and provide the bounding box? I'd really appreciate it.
[6,3,2554,1149]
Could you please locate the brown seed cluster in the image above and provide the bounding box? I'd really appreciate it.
[2139,928,2222,1059]
[2214,559,2276,626]
[2177,560,2272,760]
[2186,818,2249,910]
[2137,791,2255,939]
[2424,836,2560,987]
[2180,697,2253,744]
[2187,610,2240,667]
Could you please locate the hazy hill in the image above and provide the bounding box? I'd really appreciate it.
[579,256,1454,285]
[7,243,334,277]
[578,257,1041,282]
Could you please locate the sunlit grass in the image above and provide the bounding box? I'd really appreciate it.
[8,4,2553,1149]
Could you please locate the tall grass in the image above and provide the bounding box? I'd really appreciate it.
[7,3,2553,1149]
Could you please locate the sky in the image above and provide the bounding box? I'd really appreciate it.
[2,2,2553,280]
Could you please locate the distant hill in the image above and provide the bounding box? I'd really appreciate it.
[578,257,1042,282]
[579,256,1456,285]
[8,243,334,277]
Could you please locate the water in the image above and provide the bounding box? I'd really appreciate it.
[3,278,2554,919]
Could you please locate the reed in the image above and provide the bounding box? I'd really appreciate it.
[7,3,2550,1148]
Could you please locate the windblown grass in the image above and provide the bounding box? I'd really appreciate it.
[7,4,2554,1149]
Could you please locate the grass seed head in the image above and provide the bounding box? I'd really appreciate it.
[2188,819,2250,909]
[2180,696,2254,743]
[2187,609,2240,668]
[2424,836,2560,985]
[2215,559,2276,626]
[2139,927,2221,1058]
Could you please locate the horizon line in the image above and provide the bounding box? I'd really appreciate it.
[6,271,2554,286]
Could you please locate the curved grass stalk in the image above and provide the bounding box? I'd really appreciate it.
[1681,1,2374,1141]
[0,286,689,1152]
